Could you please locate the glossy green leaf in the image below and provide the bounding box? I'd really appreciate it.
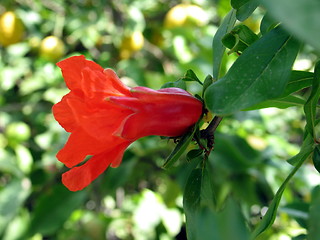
[205,27,300,115]
[0,180,30,236]
[262,0,320,52]
[27,185,86,237]
[304,61,320,138]
[251,137,313,239]
[308,186,320,239]
[162,126,198,169]
[183,168,216,240]
[312,146,320,174]
[212,10,237,79]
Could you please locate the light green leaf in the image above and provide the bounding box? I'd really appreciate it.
[262,0,320,52]
[212,10,237,79]
[205,27,300,115]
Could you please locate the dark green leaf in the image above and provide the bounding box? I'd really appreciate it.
[212,10,237,79]
[251,137,313,239]
[27,185,86,236]
[262,0,320,52]
[231,0,251,9]
[312,146,320,173]
[183,168,216,240]
[162,126,197,169]
[202,74,214,97]
[180,69,203,85]
[205,27,300,115]
[222,25,259,54]
[260,13,279,35]
[304,61,320,138]
[235,0,259,21]
[282,71,314,97]
[308,186,320,240]
[186,149,204,161]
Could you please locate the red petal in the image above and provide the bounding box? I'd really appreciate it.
[62,142,130,191]
[52,93,80,132]
[56,130,108,168]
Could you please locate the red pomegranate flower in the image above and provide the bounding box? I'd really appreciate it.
[53,55,203,191]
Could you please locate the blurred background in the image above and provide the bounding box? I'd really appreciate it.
[0,0,319,239]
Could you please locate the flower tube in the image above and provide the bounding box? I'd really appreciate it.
[53,55,203,191]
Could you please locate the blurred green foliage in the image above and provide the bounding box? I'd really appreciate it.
[0,0,319,240]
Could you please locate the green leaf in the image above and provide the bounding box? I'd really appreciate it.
[162,125,198,169]
[183,168,216,240]
[260,13,279,35]
[244,95,306,110]
[231,0,251,9]
[0,180,30,236]
[161,79,187,90]
[304,61,320,138]
[251,136,313,239]
[27,184,86,237]
[212,10,237,79]
[235,0,259,21]
[186,149,204,161]
[308,186,320,239]
[282,71,314,97]
[312,146,320,174]
[187,198,250,240]
[222,25,259,54]
[180,69,203,85]
[261,0,320,52]
[288,133,314,166]
[205,27,300,115]
[202,74,214,97]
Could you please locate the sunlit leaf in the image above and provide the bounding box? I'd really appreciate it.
[205,27,300,115]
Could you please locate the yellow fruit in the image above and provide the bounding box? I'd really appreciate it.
[164,4,188,28]
[164,4,208,29]
[0,11,24,47]
[120,31,144,59]
[39,36,65,61]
